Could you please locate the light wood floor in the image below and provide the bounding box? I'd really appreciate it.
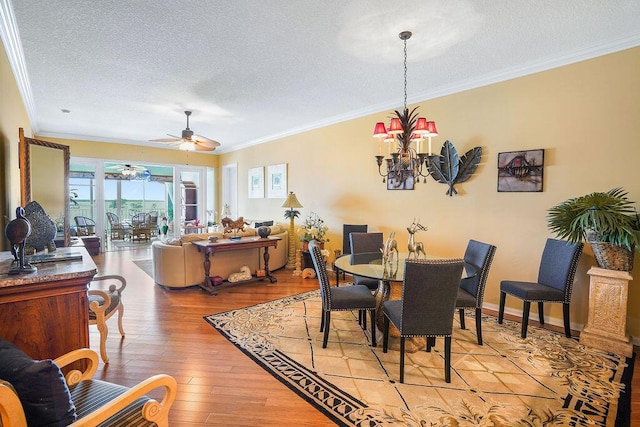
[90,247,639,426]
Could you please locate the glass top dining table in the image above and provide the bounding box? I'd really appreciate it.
[334,252,477,283]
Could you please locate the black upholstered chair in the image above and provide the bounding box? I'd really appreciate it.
[334,224,368,284]
[343,224,368,255]
[349,232,384,291]
[309,240,377,349]
[455,240,497,345]
[383,258,464,383]
[498,238,583,339]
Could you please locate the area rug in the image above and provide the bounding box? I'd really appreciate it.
[204,290,633,426]
[132,259,154,278]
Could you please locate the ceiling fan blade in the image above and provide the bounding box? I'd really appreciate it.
[192,134,220,145]
[193,139,220,148]
[193,143,217,151]
[150,137,180,142]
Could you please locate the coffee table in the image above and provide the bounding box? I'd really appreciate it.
[193,236,281,295]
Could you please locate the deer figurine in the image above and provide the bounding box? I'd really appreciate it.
[407,219,427,259]
[381,231,398,263]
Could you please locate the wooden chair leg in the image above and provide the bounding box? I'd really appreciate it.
[96,317,109,364]
[563,303,571,338]
[117,304,125,337]
[382,316,390,353]
[538,301,545,325]
[399,337,405,383]
[369,310,376,347]
[444,336,452,383]
[320,309,325,332]
[498,292,506,324]
[458,308,466,330]
[521,301,531,339]
[475,308,483,345]
[362,310,367,331]
[322,311,331,348]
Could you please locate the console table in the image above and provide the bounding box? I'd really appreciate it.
[193,236,281,295]
[0,247,97,361]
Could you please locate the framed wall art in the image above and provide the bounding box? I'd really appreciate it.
[267,163,287,198]
[248,166,264,198]
[497,149,544,192]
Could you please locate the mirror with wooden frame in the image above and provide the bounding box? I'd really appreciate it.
[18,128,70,247]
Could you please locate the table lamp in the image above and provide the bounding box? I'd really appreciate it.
[282,191,302,269]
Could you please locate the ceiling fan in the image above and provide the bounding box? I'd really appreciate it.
[151,111,221,151]
[106,163,149,177]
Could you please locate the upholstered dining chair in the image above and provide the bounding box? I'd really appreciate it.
[342,224,368,256]
[88,275,126,363]
[383,258,464,383]
[333,224,368,285]
[455,240,497,345]
[498,238,583,339]
[349,232,384,291]
[309,240,377,349]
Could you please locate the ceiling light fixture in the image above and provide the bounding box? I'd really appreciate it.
[373,31,439,190]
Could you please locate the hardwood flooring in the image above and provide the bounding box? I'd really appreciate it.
[90,247,639,426]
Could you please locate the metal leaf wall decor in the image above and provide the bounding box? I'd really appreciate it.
[427,140,482,196]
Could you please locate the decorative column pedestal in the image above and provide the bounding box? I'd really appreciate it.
[579,267,633,357]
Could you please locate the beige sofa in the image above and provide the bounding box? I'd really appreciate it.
[151,223,288,288]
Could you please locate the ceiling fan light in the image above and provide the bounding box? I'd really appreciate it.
[180,140,195,151]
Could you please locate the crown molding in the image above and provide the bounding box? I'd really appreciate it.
[0,0,37,133]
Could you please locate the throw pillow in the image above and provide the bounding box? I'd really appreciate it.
[0,339,77,426]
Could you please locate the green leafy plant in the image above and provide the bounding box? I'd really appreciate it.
[547,187,639,251]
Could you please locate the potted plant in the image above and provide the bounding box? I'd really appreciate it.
[547,187,639,271]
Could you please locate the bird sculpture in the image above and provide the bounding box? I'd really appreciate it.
[4,207,37,274]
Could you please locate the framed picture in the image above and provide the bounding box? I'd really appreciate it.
[387,170,415,190]
[497,149,544,192]
[267,163,287,198]
[248,166,264,198]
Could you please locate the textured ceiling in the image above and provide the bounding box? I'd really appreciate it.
[2,0,640,154]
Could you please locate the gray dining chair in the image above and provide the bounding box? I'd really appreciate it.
[309,240,377,349]
[455,240,497,345]
[334,224,368,285]
[382,258,464,383]
[498,238,583,338]
[349,232,384,291]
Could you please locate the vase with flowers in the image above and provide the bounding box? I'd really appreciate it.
[298,212,329,251]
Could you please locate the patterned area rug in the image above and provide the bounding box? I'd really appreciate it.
[205,290,633,426]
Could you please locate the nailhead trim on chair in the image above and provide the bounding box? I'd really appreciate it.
[70,380,157,426]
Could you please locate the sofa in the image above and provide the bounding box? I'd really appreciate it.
[151,222,288,288]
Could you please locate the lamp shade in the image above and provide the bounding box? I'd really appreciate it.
[373,122,387,138]
[281,191,303,209]
[425,121,438,136]
[388,118,403,135]
[414,117,428,134]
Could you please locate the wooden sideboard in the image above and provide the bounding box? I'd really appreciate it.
[0,247,97,361]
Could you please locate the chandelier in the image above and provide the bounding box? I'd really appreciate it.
[373,31,438,189]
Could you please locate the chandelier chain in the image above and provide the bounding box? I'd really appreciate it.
[403,37,408,110]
